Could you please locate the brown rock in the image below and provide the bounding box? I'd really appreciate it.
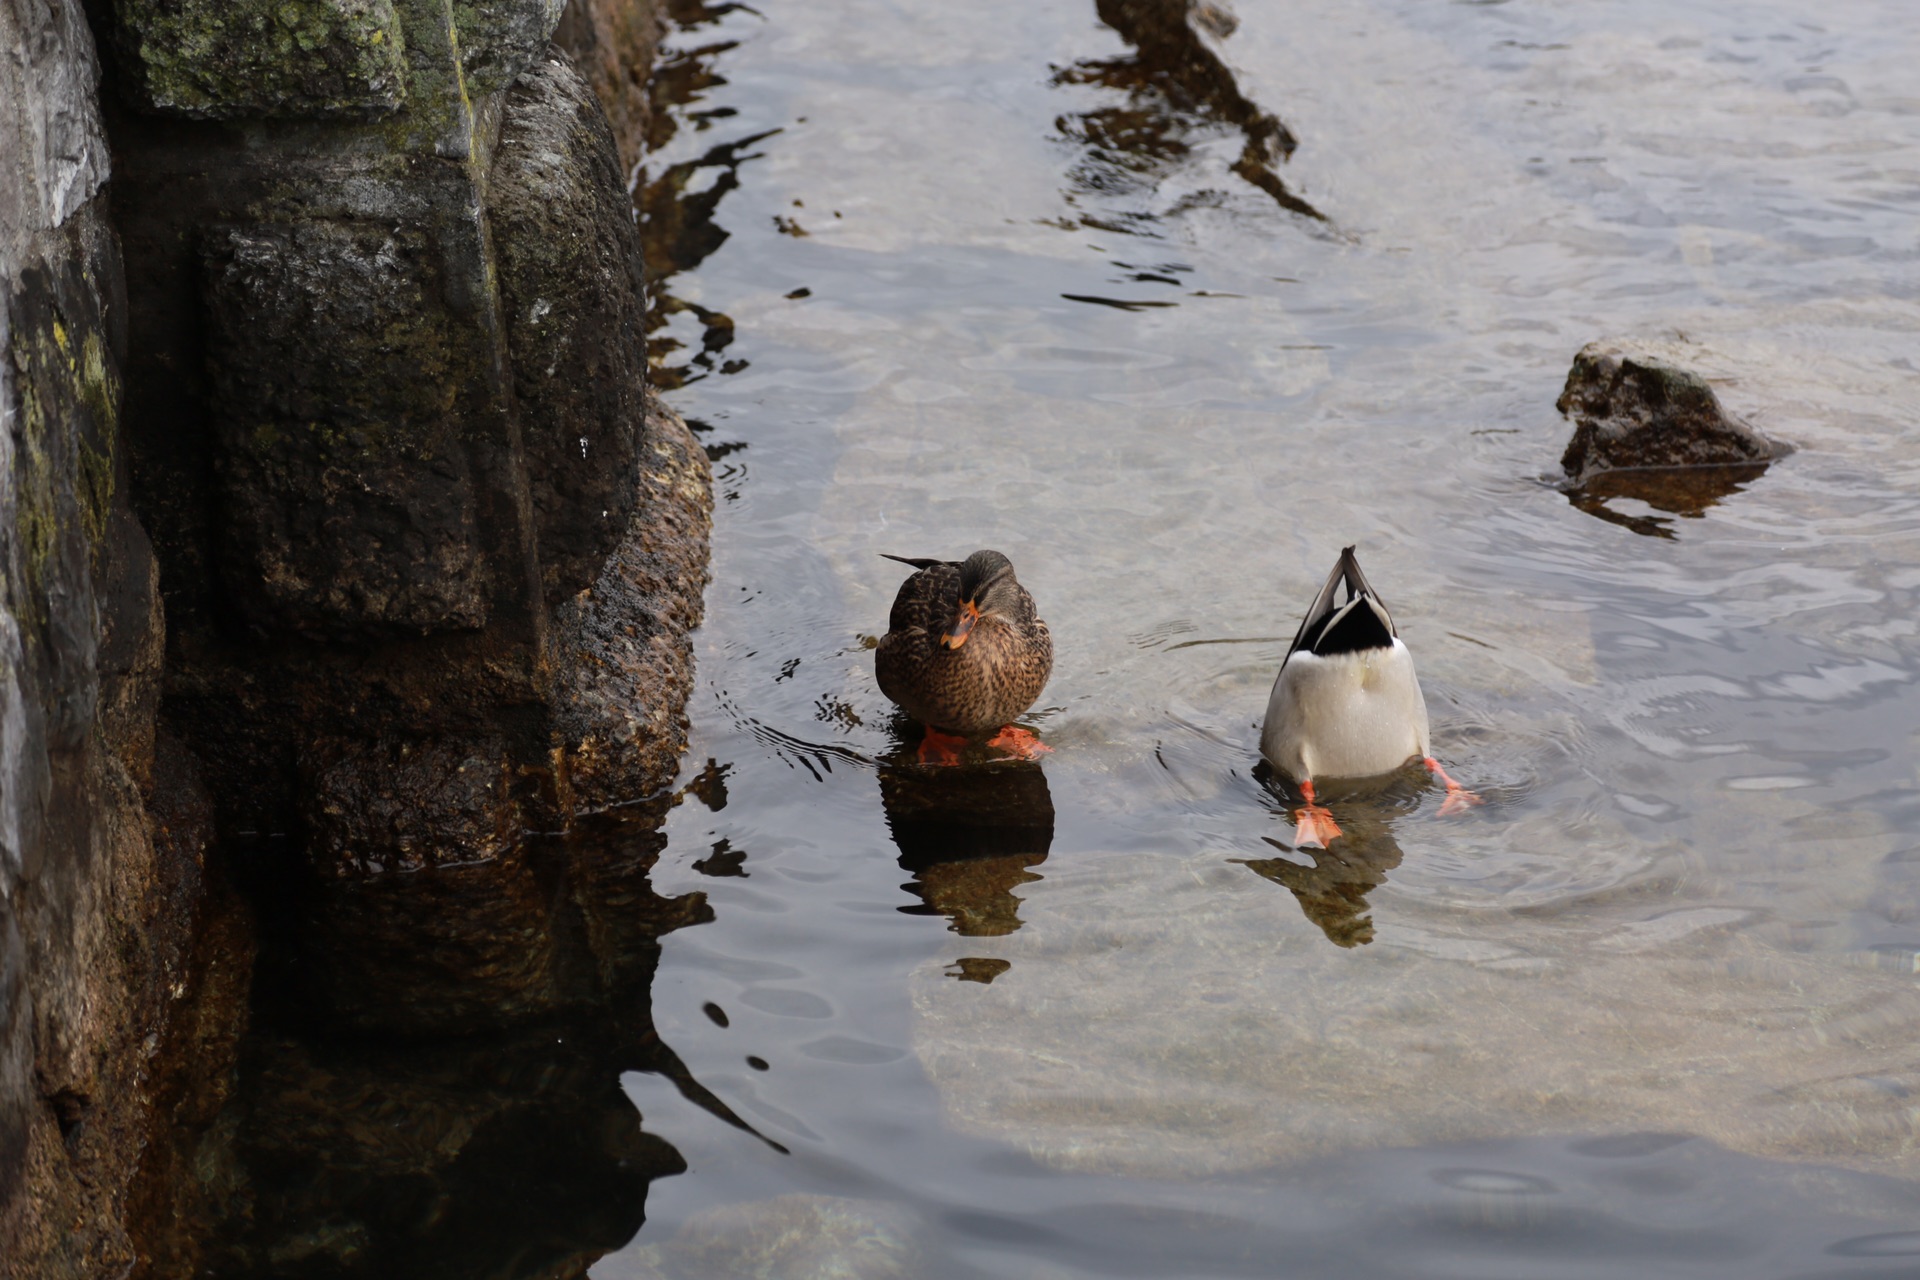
[1557,340,1787,482]
[554,0,666,175]
[488,54,649,604]
[546,392,714,816]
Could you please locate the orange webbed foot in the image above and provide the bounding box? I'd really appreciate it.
[984,725,1052,760]
[916,728,970,767]
[1293,779,1342,848]
[1424,756,1484,816]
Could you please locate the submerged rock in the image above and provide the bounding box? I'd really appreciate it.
[619,1194,918,1280]
[1557,340,1787,483]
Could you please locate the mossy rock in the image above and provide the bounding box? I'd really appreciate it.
[115,0,409,119]
[1557,340,1787,482]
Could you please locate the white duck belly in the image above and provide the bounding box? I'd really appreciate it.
[1260,639,1431,781]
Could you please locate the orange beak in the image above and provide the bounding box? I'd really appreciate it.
[940,599,981,649]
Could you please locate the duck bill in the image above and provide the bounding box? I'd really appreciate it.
[940,600,981,650]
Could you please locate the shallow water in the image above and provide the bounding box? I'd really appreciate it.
[596,0,1920,1272]
[194,0,1920,1274]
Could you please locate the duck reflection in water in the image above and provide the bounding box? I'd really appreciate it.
[1236,765,1423,948]
[879,756,1055,980]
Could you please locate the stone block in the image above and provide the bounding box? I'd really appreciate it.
[112,0,408,119]
[299,733,557,1031]
[553,0,666,174]
[546,395,712,816]
[199,220,492,637]
[487,52,646,602]
[454,0,568,95]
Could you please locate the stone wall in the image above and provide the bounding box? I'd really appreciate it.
[1,0,697,1271]
[1,0,215,1270]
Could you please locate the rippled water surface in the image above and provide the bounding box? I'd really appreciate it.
[608,0,1920,1273]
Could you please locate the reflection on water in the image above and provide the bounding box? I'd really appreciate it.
[883,758,1055,952]
[620,0,1920,1263]
[638,0,766,389]
[1054,0,1322,228]
[609,1130,1920,1279]
[619,0,1920,1267]
[1567,461,1776,539]
[179,0,1920,1271]
[185,815,759,1278]
[1235,767,1424,947]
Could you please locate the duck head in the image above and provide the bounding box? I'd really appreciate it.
[942,550,1021,650]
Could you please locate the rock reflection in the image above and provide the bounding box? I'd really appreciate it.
[638,0,772,388]
[1236,771,1422,948]
[163,808,759,1280]
[881,761,1055,971]
[1565,462,1773,539]
[1053,0,1323,230]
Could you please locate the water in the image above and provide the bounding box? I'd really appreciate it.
[204,0,1920,1274]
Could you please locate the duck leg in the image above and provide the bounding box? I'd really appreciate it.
[984,725,1052,760]
[916,727,971,766]
[1293,778,1342,848]
[1423,756,1484,815]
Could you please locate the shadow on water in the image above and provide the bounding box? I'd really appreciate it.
[1235,764,1424,948]
[1052,0,1324,232]
[881,751,1056,983]
[1564,462,1775,539]
[185,807,783,1279]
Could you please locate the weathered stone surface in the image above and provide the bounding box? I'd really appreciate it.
[123,827,253,1280]
[547,393,712,814]
[7,0,695,1273]
[96,504,164,790]
[455,0,569,94]
[2,173,213,1278]
[554,0,666,175]
[489,54,647,602]
[295,733,557,1032]
[305,733,522,877]
[199,220,494,637]
[1557,340,1787,482]
[112,0,409,119]
[0,0,111,234]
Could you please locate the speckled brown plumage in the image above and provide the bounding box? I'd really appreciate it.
[875,550,1053,736]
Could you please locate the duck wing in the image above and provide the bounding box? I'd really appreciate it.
[882,555,962,637]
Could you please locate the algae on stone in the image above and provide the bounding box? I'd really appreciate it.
[114,0,409,119]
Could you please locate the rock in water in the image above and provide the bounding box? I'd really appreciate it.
[1556,340,1786,482]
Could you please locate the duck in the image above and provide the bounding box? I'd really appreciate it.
[876,550,1053,764]
[1261,545,1480,847]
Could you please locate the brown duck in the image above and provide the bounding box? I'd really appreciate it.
[876,550,1053,763]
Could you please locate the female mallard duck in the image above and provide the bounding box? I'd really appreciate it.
[1261,546,1479,847]
[876,550,1053,763]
